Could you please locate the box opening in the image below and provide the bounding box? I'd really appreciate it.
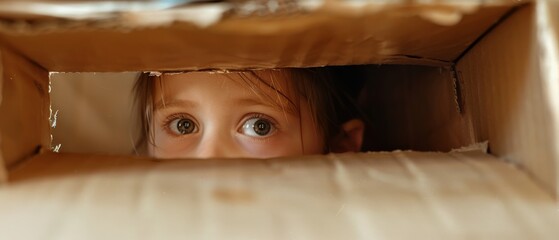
[48,64,473,155]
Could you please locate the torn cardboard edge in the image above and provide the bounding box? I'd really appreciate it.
[450,141,488,154]
[47,76,61,153]
[363,141,489,158]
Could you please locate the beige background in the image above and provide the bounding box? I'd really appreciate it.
[50,72,139,154]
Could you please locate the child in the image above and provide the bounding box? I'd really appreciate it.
[133,68,364,158]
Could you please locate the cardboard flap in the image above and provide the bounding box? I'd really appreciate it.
[0,0,522,71]
[0,48,50,174]
[2,151,558,239]
[457,2,559,196]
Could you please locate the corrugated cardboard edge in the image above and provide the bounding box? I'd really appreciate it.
[537,0,559,197]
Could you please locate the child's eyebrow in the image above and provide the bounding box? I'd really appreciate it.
[154,99,198,110]
[235,98,297,115]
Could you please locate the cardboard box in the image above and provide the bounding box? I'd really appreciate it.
[0,0,558,238]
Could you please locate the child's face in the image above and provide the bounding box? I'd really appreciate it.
[149,72,324,158]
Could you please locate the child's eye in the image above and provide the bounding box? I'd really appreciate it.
[168,117,197,135]
[240,116,276,137]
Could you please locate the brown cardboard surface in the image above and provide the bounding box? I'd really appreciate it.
[1,151,558,239]
[0,48,50,173]
[0,4,557,238]
[0,2,517,71]
[456,4,558,195]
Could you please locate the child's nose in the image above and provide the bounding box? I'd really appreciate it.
[196,143,228,158]
[195,132,243,159]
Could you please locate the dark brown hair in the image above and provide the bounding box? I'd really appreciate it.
[133,68,362,155]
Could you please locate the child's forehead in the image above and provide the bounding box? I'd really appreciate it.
[155,70,299,113]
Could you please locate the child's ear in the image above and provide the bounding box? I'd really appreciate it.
[329,119,365,153]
